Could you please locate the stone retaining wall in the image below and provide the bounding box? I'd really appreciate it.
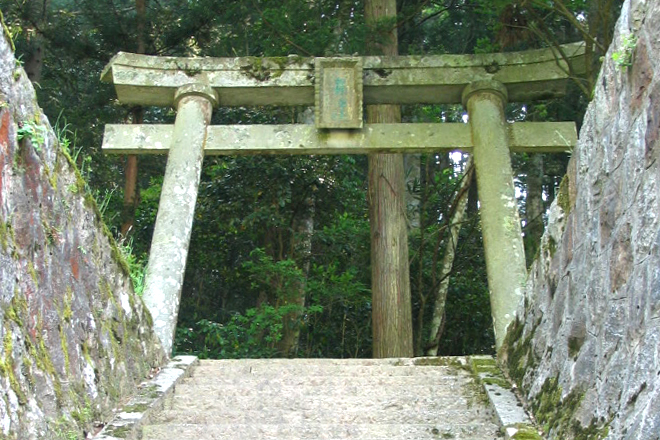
[0,29,165,439]
[503,0,660,438]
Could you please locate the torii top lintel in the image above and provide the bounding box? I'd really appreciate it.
[101,42,585,108]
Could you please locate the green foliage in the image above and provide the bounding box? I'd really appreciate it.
[304,262,372,358]
[95,187,116,218]
[119,238,147,296]
[53,112,77,157]
[49,416,80,440]
[175,307,286,359]
[17,120,47,150]
[243,248,305,301]
[442,260,495,355]
[611,33,636,70]
[473,37,499,54]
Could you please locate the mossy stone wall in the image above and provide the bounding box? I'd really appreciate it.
[0,29,165,439]
[501,0,660,439]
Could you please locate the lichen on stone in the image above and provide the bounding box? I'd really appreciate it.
[239,57,289,81]
[0,220,11,250]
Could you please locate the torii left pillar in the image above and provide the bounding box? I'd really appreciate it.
[141,83,217,355]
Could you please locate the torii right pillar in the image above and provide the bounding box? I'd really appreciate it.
[463,80,527,350]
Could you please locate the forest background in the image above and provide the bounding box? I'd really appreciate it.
[0,0,621,358]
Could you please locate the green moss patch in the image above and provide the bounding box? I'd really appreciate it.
[528,376,609,439]
[501,317,541,386]
[27,261,39,287]
[0,220,11,250]
[413,357,465,369]
[105,425,133,438]
[138,384,162,400]
[545,236,557,258]
[557,174,571,215]
[122,402,150,413]
[508,423,543,439]
[1,324,27,405]
[5,294,27,326]
[470,356,512,389]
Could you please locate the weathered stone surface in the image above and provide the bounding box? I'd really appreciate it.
[142,357,502,440]
[470,356,533,433]
[0,31,165,439]
[101,42,586,107]
[141,86,216,355]
[464,80,527,349]
[502,0,660,438]
[94,355,197,440]
[102,122,577,155]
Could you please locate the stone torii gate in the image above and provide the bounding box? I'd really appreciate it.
[101,43,584,354]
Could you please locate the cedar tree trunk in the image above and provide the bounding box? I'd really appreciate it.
[365,0,413,358]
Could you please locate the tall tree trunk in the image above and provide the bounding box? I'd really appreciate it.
[24,0,48,83]
[120,0,147,238]
[366,0,413,358]
[277,108,315,357]
[278,194,314,357]
[425,157,474,356]
[524,154,544,266]
[136,0,147,54]
[24,37,44,83]
[121,108,142,237]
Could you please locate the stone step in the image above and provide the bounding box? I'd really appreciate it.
[170,381,465,398]
[182,373,462,388]
[191,357,465,367]
[188,365,456,380]
[164,392,475,414]
[152,403,492,425]
[139,357,503,440]
[143,423,498,440]
[189,362,464,378]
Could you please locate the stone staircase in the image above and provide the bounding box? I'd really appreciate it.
[140,357,502,440]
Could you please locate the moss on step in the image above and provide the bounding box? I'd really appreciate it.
[122,402,150,413]
[105,425,132,438]
[412,357,465,369]
[470,356,512,389]
[508,423,543,439]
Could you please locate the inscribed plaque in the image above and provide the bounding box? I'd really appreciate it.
[315,58,363,129]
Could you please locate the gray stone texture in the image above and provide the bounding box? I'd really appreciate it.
[141,358,502,440]
[94,355,198,440]
[141,86,216,355]
[464,81,527,349]
[0,30,165,439]
[102,42,585,107]
[102,121,577,155]
[503,0,660,439]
